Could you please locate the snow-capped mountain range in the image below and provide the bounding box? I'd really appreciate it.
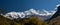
[0,4,60,20]
[1,8,56,20]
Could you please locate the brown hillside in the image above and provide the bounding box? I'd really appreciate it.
[0,15,21,25]
[48,16,60,25]
[0,15,47,25]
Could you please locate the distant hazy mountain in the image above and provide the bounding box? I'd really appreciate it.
[2,9,56,20]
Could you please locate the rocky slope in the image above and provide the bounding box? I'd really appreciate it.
[48,16,60,25]
[47,5,60,25]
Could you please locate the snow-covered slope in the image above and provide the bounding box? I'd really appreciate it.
[3,8,56,20]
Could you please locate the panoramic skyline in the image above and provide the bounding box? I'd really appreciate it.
[0,0,60,21]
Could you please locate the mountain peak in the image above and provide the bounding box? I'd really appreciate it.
[2,9,56,20]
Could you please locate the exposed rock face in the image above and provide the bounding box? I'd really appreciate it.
[48,6,60,25]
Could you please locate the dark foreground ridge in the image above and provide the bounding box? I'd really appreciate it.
[47,6,60,25]
[49,6,60,21]
[46,6,60,22]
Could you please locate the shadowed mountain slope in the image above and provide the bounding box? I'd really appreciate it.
[48,16,60,25]
[47,6,60,25]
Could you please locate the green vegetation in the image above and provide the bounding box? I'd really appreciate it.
[0,15,47,25]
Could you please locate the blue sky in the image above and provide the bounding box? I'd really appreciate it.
[0,0,60,13]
